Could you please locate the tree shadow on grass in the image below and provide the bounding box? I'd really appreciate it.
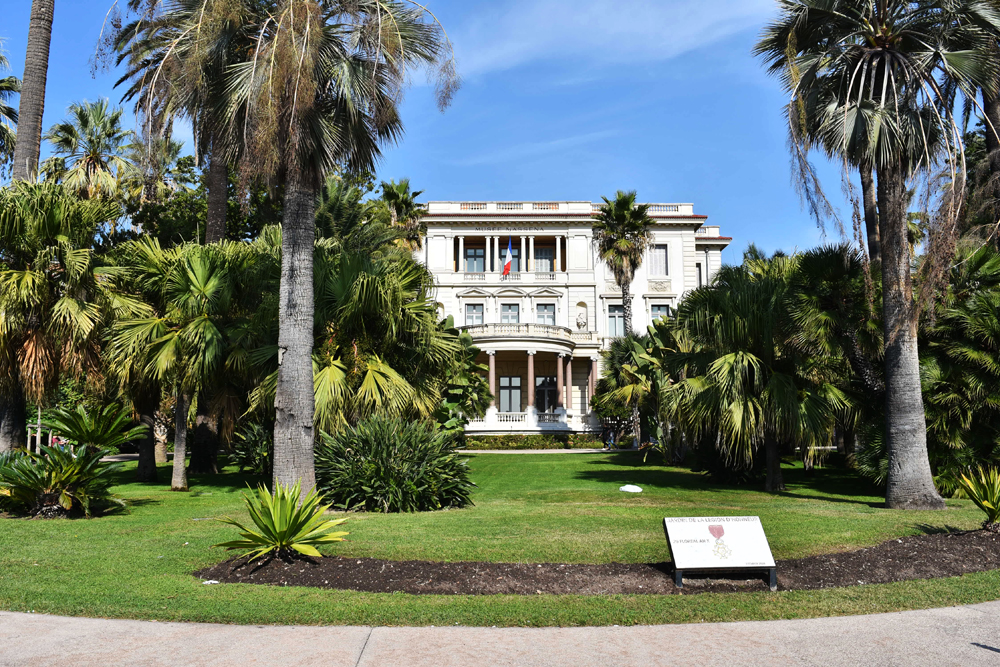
[776,491,884,508]
[914,523,968,535]
[573,454,732,493]
[109,466,267,495]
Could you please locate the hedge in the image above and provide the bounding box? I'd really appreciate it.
[462,433,603,450]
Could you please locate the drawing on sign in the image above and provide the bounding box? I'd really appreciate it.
[709,525,732,559]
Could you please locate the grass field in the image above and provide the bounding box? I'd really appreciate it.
[0,452,995,627]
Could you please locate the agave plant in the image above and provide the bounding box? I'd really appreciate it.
[0,446,125,517]
[43,405,148,453]
[958,467,1000,532]
[213,482,348,562]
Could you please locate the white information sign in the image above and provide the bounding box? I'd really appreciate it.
[663,516,776,570]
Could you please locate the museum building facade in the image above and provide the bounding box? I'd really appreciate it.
[418,201,731,434]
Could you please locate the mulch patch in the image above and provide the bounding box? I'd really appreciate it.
[196,529,1000,595]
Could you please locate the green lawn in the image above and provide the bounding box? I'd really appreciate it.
[0,452,995,627]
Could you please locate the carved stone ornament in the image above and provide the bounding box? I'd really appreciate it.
[649,280,672,292]
[576,313,588,330]
[605,281,622,293]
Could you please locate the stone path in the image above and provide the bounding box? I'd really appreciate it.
[2,601,999,666]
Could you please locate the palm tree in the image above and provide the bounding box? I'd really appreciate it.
[0,182,144,453]
[112,0,239,243]
[592,190,654,337]
[111,243,236,491]
[754,0,1000,509]
[209,0,456,493]
[0,46,21,175]
[42,100,136,200]
[671,250,850,492]
[10,0,54,181]
[380,178,426,250]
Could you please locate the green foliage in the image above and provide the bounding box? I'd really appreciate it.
[462,433,601,450]
[591,190,653,293]
[228,422,272,476]
[43,404,148,453]
[0,445,125,517]
[214,482,348,561]
[315,417,475,512]
[434,322,492,435]
[957,468,1000,531]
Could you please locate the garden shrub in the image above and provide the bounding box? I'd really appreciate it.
[43,404,148,453]
[315,417,475,512]
[214,482,348,561]
[228,422,273,476]
[0,446,125,517]
[462,433,602,450]
[958,467,1000,531]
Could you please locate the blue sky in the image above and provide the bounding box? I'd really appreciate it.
[2,0,857,260]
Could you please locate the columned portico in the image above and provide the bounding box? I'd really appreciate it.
[527,351,536,408]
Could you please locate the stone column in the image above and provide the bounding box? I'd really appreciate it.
[556,353,565,408]
[588,357,597,408]
[555,235,562,273]
[529,236,536,272]
[565,355,573,412]
[488,351,496,407]
[527,351,536,408]
[494,236,501,273]
[458,236,465,272]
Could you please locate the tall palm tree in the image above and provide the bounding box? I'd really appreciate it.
[592,190,654,337]
[0,46,21,175]
[380,178,426,250]
[210,0,456,493]
[10,0,54,181]
[0,182,144,453]
[42,100,136,200]
[755,0,1000,509]
[112,0,281,243]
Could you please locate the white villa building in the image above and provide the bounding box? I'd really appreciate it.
[418,201,731,435]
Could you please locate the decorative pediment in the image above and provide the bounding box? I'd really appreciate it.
[496,287,528,297]
[528,287,563,298]
[456,288,492,298]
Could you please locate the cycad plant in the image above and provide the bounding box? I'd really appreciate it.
[0,445,126,518]
[43,405,148,454]
[214,481,348,561]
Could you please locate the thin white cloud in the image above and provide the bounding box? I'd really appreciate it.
[451,128,620,166]
[452,0,774,76]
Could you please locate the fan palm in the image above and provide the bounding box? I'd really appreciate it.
[110,243,235,491]
[671,250,849,492]
[0,47,20,175]
[42,100,137,200]
[592,190,654,337]
[755,0,1000,509]
[380,178,426,250]
[0,182,145,453]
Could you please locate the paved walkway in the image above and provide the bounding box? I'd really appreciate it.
[2,602,999,666]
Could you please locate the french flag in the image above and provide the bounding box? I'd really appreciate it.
[502,238,513,276]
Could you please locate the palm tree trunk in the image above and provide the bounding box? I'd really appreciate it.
[876,163,944,510]
[188,397,219,474]
[205,148,228,243]
[11,0,55,181]
[621,283,634,337]
[272,172,317,495]
[134,384,159,483]
[0,385,27,453]
[859,161,880,264]
[171,389,189,491]
[983,90,1000,227]
[154,411,168,464]
[764,437,785,492]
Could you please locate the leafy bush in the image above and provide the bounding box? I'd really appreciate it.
[228,422,273,476]
[316,417,475,512]
[463,433,602,450]
[214,482,348,561]
[43,405,148,453]
[0,446,125,517]
[958,467,1000,531]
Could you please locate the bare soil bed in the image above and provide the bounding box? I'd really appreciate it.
[196,529,1000,595]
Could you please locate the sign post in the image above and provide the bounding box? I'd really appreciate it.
[662,516,777,591]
